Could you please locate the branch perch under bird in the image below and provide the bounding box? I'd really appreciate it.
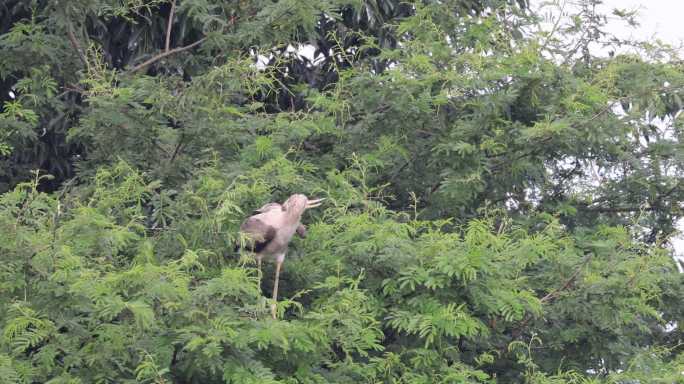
[238,194,325,319]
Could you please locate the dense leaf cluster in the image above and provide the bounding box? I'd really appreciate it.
[0,0,683,382]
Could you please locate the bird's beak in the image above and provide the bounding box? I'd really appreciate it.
[306,198,325,209]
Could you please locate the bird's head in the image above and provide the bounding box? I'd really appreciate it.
[283,194,325,217]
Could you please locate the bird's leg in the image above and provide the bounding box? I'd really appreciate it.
[256,255,263,287]
[271,259,283,319]
[256,256,262,276]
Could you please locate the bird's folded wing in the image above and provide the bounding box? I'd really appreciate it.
[240,217,277,253]
[253,202,283,214]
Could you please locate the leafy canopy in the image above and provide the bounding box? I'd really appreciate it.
[0,0,683,383]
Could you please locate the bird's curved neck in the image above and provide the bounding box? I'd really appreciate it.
[283,207,304,224]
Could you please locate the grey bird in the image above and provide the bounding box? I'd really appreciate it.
[239,194,325,318]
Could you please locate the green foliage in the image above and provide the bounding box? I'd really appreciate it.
[1,160,681,382]
[1,0,683,382]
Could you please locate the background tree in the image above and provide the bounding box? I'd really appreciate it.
[0,0,683,383]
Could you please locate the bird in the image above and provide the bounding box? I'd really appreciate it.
[239,194,325,318]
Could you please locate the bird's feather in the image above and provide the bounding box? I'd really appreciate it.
[240,217,277,253]
[253,202,283,215]
[296,224,307,238]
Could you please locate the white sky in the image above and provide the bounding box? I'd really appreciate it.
[597,0,684,49]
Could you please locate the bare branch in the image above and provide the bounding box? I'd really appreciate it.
[128,37,207,73]
[165,0,176,53]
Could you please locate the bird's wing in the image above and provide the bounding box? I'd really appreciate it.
[253,202,283,215]
[240,217,277,253]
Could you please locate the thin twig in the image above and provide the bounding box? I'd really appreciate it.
[165,0,176,53]
[56,84,86,98]
[128,37,207,73]
[539,0,567,52]
[584,96,630,123]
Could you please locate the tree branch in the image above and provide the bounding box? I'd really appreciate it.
[66,23,88,67]
[510,253,593,339]
[578,181,682,216]
[165,0,176,53]
[540,253,593,304]
[169,132,185,163]
[582,84,684,125]
[538,0,566,52]
[579,205,656,213]
[128,37,206,73]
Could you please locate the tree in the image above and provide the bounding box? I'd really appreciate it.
[0,0,682,382]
